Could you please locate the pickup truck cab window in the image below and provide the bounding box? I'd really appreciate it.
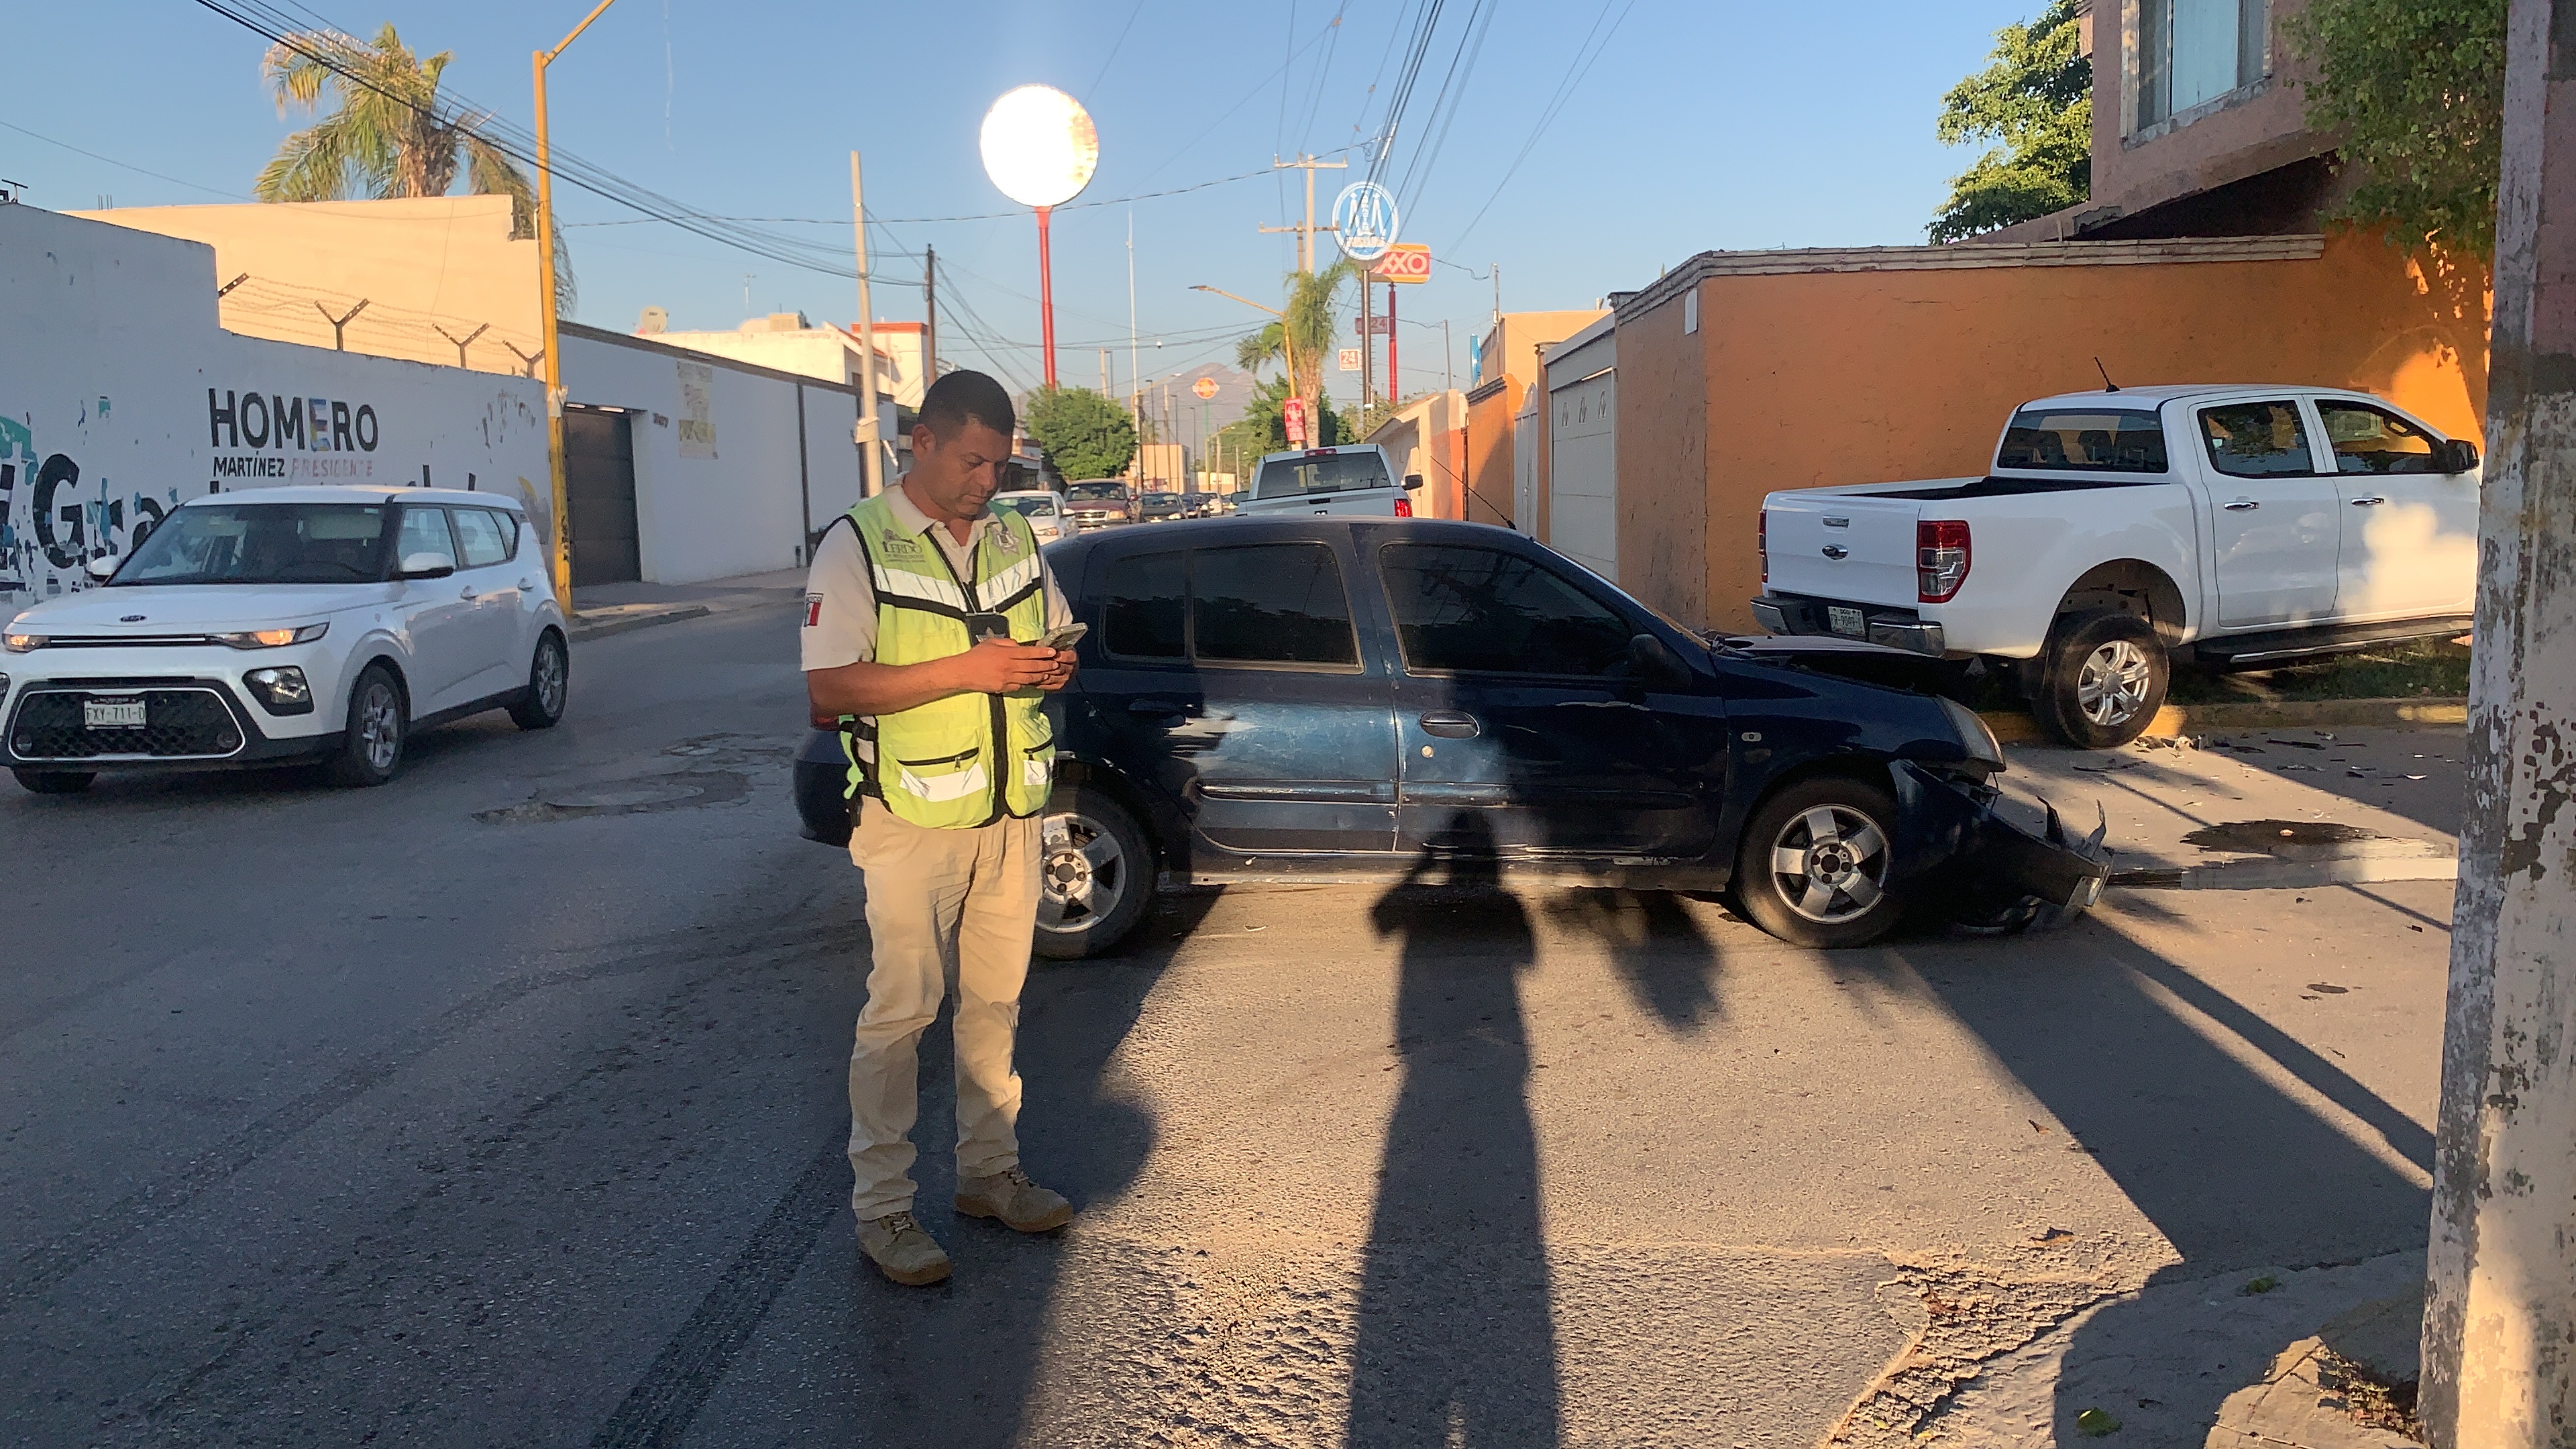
[2197,400,2319,477]
[1252,451,1393,499]
[1378,543,1633,677]
[2317,402,2442,474]
[1996,409,2168,472]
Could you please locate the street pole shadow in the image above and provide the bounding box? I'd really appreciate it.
[1347,816,1562,1448]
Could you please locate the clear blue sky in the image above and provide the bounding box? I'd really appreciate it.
[4,0,2039,411]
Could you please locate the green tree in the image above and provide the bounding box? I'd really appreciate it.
[1023,386,1137,482]
[2285,0,2508,254]
[1222,375,1357,460]
[1233,262,1355,433]
[256,23,574,311]
[1928,1,2092,243]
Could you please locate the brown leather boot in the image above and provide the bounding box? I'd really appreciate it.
[857,1210,952,1285]
[955,1167,1074,1232]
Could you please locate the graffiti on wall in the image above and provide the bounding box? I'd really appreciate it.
[0,402,186,607]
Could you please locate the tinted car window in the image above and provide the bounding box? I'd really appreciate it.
[2317,402,2441,474]
[1102,550,1185,659]
[1996,409,2168,472]
[2199,402,2316,478]
[1193,543,1359,666]
[451,506,511,568]
[1252,451,1393,498]
[1381,543,1633,676]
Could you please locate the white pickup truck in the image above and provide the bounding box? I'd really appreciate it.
[1234,444,1424,517]
[1752,384,2481,747]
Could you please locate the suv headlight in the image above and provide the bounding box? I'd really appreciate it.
[215,623,329,649]
[1939,696,2005,771]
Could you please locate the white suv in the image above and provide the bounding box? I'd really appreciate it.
[1,485,569,793]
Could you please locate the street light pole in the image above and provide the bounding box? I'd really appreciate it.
[851,151,883,499]
[533,0,619,616]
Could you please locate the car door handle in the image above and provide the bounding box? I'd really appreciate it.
[1129,698,1198,718]
[2349,495,2387,506]
[1418,711,1481,739]
[520,577,537,590]
[458,586,479,600]
[2222,499,2261,511]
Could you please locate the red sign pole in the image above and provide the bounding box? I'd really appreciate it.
[1036,205,1058,387]
[1387,281,1398,406]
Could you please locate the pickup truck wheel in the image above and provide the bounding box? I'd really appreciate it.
[1032,786,1155,961]
[1735,777,1909,949]
[2037,610,2168,750]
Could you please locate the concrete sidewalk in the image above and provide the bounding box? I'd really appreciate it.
[564,568,806,643]
[1992,726,2465,895]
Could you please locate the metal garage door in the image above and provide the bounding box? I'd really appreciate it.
[1548,368,1617,582]
[564,407,639,586]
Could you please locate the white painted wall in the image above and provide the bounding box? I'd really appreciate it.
[1,204,547,614]
[1545,320,1619,581]
[558,325,867,584]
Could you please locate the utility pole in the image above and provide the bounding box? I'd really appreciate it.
[2422,1,2576,1442]
[533,0,619,616]
[1387,281,1397,408]
[1442,317,1452,394]
[851,152,883,499]
[1360,280,1373,417]
[1260,154,1347,273]
[1126,213,1141,447]
[922,244,938,385]
[1101,347,1111,396]
[1492,262,1501,324]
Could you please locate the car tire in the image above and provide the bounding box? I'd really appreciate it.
[1735,775,1909,949]
[2036,610,2169,750]
[1032,786,1155,961]
[327,663,407,788]
[506,630,569,731]
[13,769,95,794]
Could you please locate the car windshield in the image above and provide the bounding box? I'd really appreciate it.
[1253,451,1393,498]
[1067,483,1126,502]
[989,494,1060,519]
[1995,409,2169,473]
[113,502,392,585]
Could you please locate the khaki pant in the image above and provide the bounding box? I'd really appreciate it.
[847,797,1042,1220]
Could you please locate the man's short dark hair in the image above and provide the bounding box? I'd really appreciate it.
[916,370,1015,441]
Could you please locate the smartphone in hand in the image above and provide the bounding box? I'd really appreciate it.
[1038,622,1089,651]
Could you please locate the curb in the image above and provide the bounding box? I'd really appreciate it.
[1982,697,2469,745]
[568,604,710,643]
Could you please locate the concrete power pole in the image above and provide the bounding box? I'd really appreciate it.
[1260,154,1347,274]
[851,152,883,500]
[2420,1,2576,1442]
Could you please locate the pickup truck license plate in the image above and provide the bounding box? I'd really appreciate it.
[1827,606,1867,638]
[85,698,147,729]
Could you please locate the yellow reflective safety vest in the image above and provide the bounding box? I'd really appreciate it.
[839,492,1055,828]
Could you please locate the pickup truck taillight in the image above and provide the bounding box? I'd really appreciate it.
[1393,497,1413,518]
[1917,519,1971,602]
[1758,511,1768,584]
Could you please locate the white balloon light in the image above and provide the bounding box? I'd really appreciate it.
[979,85,1099,209]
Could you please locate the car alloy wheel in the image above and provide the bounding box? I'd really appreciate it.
[358,678,402,772]
[1038,808,1129,938]
[2076,639,2154,727]
[1768,803,1892,925]
[534,640,567,716]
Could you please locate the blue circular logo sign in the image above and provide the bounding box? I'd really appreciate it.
[1332,181,1401,263]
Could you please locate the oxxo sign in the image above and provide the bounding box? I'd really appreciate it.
[1371,243,1431,284]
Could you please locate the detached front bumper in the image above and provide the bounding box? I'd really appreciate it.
[1890,760,2110,927]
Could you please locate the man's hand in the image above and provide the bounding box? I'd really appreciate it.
[951,639,1061,695]
[1036,647,1079,693]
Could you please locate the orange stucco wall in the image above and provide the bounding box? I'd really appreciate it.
[1614,231,2492,633]
[1463,377,1523,529]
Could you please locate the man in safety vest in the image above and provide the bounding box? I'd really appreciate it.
[801,370,1079,1286]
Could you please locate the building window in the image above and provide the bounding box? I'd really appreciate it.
[2134,0,2268,131]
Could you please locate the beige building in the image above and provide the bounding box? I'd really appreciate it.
[68,195,545,375]
[1366,388,1467,519]
[643,315,928,407]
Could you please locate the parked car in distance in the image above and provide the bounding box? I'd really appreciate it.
[1234,444,1424,518]
[989,488,1069,545]
[1138,491,1187,523]
[795,515,2106,959]
[2,486,569,793]
[1753,385,2483,748]
[1065,480,1134,530]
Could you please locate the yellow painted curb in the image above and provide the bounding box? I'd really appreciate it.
[1980,697,2469,744]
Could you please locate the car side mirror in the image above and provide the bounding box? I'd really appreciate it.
[2436,438,2480,474]
[84,557,118,582]
[1403,474,1425,490]
[1626,633,1693,690]
[398,551,456,580]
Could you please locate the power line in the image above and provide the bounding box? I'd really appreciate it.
[0,118,250,201]
[1448,0,1638,251]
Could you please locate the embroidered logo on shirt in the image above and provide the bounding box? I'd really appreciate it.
[804,594,824,628]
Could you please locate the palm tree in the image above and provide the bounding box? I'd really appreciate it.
[1234,261,1352,431]
[255,23,572,311]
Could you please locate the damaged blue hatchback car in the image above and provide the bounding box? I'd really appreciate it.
[795,517,2108,959]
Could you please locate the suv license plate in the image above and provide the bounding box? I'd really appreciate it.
[1827,606,1867,638]
[85,698,148,729]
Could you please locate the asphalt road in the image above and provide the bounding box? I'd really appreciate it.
[0,606,2455,1448]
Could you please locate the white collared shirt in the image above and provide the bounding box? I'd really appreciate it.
[799,480,1071,671]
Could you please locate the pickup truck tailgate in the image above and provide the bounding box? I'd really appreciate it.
[1764,492,1923,606]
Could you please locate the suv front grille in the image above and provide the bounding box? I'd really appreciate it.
[9,687,246,761]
